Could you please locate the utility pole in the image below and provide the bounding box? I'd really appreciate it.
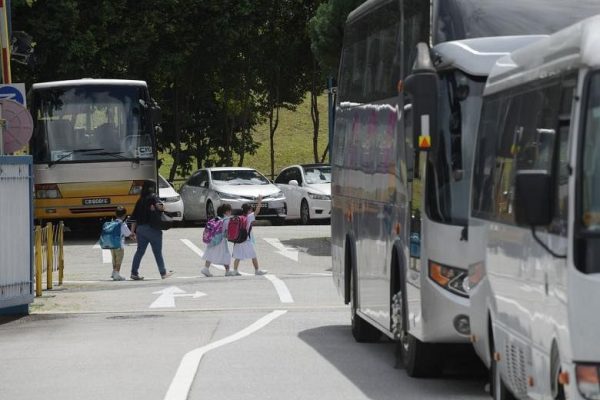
[0,0,11,84]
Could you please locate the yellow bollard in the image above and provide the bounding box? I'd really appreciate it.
[58,222,64,285]
[35,226,42,297]
[46,222,53,290]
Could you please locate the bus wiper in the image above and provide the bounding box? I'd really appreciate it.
[87,151,139,163]
[48,148,103,167]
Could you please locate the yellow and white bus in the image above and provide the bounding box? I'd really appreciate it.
[29,79,160,222]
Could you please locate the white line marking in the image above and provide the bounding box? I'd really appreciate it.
[180,238,251,275]
[263,238,300,262]
[263,275,294,303]
[164,310,287,400]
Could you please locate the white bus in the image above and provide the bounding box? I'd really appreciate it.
[470,16,600,400]
[331,0,600,378]
[29,79,161,222]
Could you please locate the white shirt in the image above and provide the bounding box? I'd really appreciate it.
[117,218,132,247]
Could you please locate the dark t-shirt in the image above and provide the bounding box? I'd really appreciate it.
[132,194,160,226]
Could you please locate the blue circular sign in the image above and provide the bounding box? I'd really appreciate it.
[0,86,24,105]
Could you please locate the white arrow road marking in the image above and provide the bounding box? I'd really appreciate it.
[150,286,207,309]
[263,238,300,262]
[263,275,294,303]
[164,310,287,400]
[180,239,251,275]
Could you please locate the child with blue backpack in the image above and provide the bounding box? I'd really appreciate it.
[106,206,135,281]
[201,204,233,277]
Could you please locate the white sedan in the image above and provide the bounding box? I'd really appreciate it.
[158,175,184,222]
[275,164,331,225]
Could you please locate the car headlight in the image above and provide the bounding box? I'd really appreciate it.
[577,364,600,400]
[161,195,180,203]
[269,190,284,199]
[308,192,331,200]
[429,260,469,298]
[215,191,242,200]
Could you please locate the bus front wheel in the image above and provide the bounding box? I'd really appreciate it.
[401,333,443,377]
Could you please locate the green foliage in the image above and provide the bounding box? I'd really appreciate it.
[308,0,365,76]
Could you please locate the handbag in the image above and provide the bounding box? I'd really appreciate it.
[150,209,173,231]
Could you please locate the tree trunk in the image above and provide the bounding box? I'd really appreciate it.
[320,145,329,163]
[168,82,181,181]
[311,89,319,163]
[269,105,280,180]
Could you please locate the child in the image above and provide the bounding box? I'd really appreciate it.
[202,204,233,277]
[112,206,135,281]
[231,196,267,276]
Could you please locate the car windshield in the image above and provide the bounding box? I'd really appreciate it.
[304,166,332,184]
[211,170,270,185]
[158,175,170,189]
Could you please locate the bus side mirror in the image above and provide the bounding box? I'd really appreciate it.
[515,171,553,226]
[404,42,438,153]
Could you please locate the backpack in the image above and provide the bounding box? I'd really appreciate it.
[203,217,225,246]
[227,215,250,244]
[100,220,122,249]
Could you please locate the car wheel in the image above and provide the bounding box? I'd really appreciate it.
[300,200,310,225]
[206,201,215,220]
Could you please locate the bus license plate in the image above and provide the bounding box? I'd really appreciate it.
[83,198,110,206]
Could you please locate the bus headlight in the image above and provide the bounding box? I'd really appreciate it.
[577,364,600,400]
[468,261,485,289]
[35,184,62,199]
[428,260,469,297]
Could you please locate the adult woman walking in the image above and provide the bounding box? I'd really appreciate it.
[130,180,174,280]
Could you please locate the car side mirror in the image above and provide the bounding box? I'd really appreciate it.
[515,171,553,226]
[201,181,209,188]
[289,180,299,186]
[404,42,438,153]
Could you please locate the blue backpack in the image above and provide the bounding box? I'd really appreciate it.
[100,220,122,249]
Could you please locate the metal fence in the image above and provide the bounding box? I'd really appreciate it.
[0,156,34,313]
[34,222,64,296]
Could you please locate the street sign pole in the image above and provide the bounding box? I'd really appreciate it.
[0,101,3,155]
[0,0,11,84]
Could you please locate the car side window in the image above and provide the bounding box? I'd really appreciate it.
[275,169,289,184]
[291,168,303,184]
[198,170,209,187]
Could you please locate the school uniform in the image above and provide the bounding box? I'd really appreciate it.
[203,218,231,265]
[232,213,257,260]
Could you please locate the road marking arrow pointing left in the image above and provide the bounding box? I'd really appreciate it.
[150,286,206,309]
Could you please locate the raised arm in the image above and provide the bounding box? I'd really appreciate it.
[255,195,263,216]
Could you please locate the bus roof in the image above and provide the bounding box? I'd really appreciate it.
[486,15,600,95]
[32,79,148,90]
[433,35,547,77]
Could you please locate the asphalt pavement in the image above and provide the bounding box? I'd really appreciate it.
[0,224,487,400]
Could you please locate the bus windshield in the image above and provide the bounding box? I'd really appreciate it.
[582,72,600,232]
[434,0,600,43]
[427,70,485,225]
[31,85,153,164]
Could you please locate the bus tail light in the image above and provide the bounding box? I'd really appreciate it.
[576,364,600,399]
[129,181,144,195]
[428,260,469,297]
[35,184,62,199]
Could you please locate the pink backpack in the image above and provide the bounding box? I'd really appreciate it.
[227,215,249,243]
[203,218,224,246]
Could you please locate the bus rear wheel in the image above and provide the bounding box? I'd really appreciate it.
[401,333,443,377]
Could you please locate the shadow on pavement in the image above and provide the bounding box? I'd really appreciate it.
[298,325,487,400]
[280,237,331,257]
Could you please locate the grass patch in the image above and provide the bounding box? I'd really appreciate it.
[159,94,330,181]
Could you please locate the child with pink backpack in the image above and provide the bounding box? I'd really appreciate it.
[229,195,267,276]
[201,204,233,277]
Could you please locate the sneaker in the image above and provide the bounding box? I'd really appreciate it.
[161,270,175,279]
[113,273,125,281]
[255,269,268,276]
[225,270,233,277]
[230,270,242,276]
[201,267,213,277]
[130,274,144,281]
